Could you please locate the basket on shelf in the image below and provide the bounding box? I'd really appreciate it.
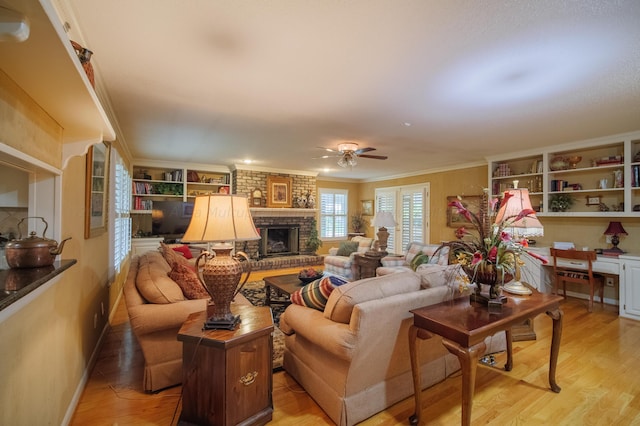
[70,40,94,87]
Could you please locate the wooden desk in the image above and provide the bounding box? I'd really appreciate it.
[178,306,274,426]
[408,292,563,426]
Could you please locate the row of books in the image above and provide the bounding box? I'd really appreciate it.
[133,197,153,210]
[133,182,156,195]
[550,180,569,192]
[633,165,640,187]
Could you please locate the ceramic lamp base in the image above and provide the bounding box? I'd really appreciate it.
[502,280,533,295]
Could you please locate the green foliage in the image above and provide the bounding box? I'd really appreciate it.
[351,212,366,233]
[549,194,574,212]
[306,218,323,254]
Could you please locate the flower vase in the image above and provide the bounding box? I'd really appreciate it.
[463,264,512,311]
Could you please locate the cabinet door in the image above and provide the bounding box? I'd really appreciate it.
[623,260,640,318]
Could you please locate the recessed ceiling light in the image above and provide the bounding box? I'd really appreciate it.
[403,122,412,127]
[243,159,253,164]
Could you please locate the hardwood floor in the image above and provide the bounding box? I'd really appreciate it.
[70,269,640,425]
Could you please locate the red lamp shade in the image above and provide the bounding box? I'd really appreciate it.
[603,221,628,236]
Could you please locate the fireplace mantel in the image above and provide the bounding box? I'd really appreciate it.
[250,208,317,218]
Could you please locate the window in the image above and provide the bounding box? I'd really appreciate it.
[375,183,429,254]
[110,148,131,277]
[319,188,348,239]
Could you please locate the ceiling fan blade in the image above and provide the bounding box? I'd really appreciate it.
[317,146,339,153]
[312,154,339,159]
[355,147,376,155]
[359,154,388,160]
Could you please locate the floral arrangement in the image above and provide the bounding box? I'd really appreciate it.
[442,191,547,291]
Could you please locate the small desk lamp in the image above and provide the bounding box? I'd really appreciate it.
[181,194,260,329]
[603,221,628,255]
[494,188,544,295]
[371,211,397,254]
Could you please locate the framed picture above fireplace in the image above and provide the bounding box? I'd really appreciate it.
[267,176,292,208]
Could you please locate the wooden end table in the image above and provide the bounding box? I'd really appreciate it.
[178,305,274,426]
[408,291,563,426]
[353,251,387,279]
[263,273,306,307]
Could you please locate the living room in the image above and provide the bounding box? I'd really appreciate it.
[1,1,640,425]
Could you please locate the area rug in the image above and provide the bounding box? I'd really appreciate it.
[240,280,286,371]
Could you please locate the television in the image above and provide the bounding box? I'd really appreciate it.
[151,201,194,238]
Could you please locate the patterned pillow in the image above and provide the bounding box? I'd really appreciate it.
[291,275,349,310]
[167,262,210,299]
[160,242,194,270]
[336,241,359,256]
[352,236,373,253]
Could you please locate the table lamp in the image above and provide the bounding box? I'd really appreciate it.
[371,211,397,254]
[181,194,260,329]
[603,221,628,255]
[494,188,544,295]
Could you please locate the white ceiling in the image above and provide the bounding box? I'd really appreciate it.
[61,0,640,180]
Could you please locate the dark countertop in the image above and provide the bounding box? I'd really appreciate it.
[0,259,77,312]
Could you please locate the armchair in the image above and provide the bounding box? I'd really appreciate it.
[323,236,375,280]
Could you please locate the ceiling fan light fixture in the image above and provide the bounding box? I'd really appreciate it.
[338,152,357,167]
[338,142,358,153]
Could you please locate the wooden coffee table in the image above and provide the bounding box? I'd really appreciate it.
[263,273,306,306]
[408,290,563,426]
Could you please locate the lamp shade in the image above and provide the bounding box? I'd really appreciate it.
[371,211,397,228]
[494,189,544,237]
[604,221,628,236]
[181,194,260,243]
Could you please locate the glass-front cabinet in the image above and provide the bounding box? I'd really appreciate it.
[487,131,640,217]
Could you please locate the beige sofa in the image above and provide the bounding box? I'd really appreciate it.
[279,270,506,426]
[124,249,250,392]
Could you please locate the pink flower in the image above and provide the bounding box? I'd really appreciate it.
[514,208,536,222]
[500,231,511,242]
[487,246,498,262]
[472,251,483,264]
[448,200,473,222]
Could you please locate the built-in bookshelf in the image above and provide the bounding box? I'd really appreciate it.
[487,131,640,217]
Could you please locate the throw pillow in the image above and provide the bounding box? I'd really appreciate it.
[336,241,359,257]
[171,244,193,259]
[291,275,348,310]
[167,262,210,299]
[415,264,468,290]
[160,242,194,270]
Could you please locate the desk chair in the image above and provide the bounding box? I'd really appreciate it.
[550,248,605,312]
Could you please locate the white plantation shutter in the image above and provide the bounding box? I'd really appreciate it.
[110,148,131,276]
[375,190,397,252]
[400,187,424,248]
[376,184,429,254]
[319,189,348,239]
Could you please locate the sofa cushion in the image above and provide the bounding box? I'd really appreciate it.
[337,241,359,256]
[323,271,421,323]
[415,264,468,290]
[167,262,210,299]
[291,275,349,310]
[136,252,186,304]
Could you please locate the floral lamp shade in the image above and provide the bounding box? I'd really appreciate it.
[494,189,544,238]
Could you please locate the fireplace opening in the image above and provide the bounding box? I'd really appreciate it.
[259,225,300,258]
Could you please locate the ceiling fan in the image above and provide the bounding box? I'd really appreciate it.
[318,142,388,167]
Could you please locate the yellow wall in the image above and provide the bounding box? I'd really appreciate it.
[359,165,489,244]
[0,70,114,424]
